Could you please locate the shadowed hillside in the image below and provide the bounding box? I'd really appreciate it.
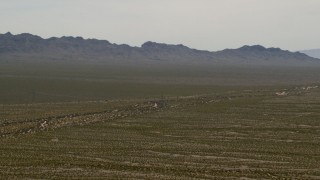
[1,32,319,66]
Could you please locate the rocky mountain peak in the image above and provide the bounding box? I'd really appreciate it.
[238,45,267,51]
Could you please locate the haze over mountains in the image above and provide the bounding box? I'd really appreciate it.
[0,32,319,66]
[300,49,320,59]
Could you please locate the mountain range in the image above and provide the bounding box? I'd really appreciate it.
[0,32,319,66]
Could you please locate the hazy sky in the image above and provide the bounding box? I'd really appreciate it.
[1,0,319,51]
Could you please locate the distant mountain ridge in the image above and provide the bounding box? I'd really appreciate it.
[0,32,319,66]
[300,49,320,59]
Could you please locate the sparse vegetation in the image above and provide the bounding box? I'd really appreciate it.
[1,81,319,179]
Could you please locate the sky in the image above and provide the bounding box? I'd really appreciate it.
[0,0,319,51]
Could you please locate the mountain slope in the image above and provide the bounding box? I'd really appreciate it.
[0,32,319,66]
[300,49,320,59]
